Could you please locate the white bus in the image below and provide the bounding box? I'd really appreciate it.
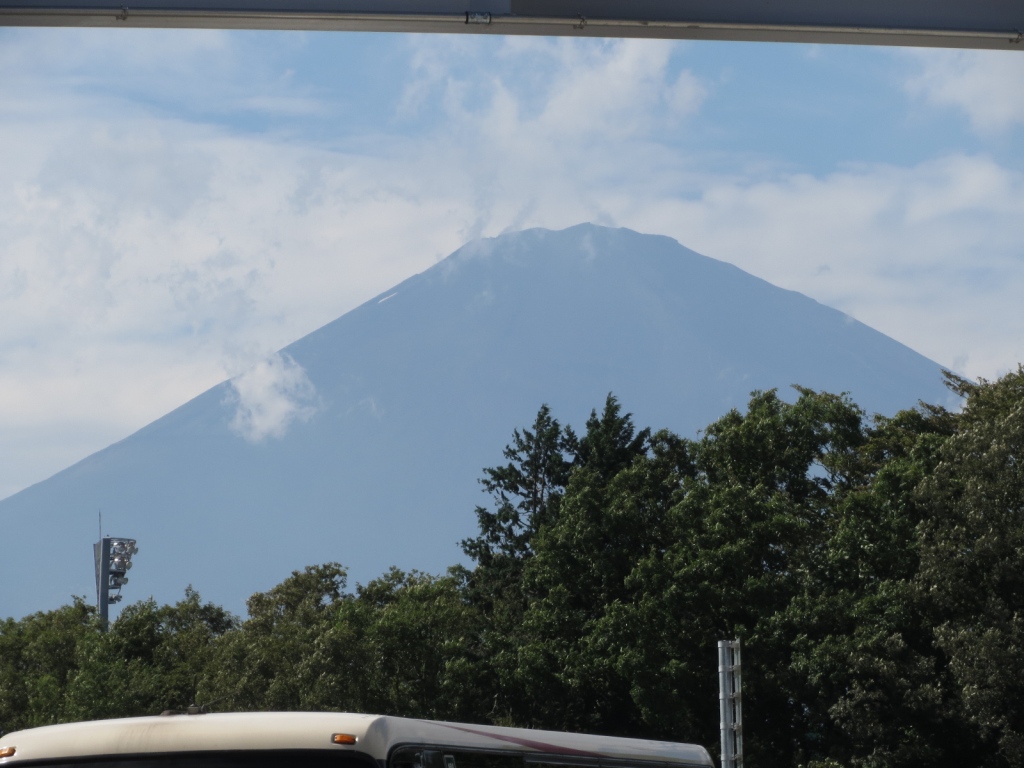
[0,713,713,768]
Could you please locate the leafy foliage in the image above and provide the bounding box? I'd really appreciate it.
[916,367,1024,765]
[4,371,1024,768]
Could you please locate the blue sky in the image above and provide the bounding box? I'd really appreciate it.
[1,28,1022,501]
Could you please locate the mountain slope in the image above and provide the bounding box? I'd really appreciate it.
[0,224,954,620]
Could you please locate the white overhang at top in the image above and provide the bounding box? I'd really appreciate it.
[0,0,1022,50]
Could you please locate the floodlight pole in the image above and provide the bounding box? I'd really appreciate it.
[94,536,113,628]
[94,535,137,631]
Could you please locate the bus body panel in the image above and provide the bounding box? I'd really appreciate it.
[0,714,713,768]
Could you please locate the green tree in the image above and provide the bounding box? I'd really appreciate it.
[572,395,652,484]
[505,388,906,768]
[637,389,872,766]
[62,589,236,720]
[917,367,1024,766]
[207,563,349,711]
[466,395,653,727]
[461,395,648,609]
[510,428,693,736]
[325,568,487,720]
[461,404,575,609]
[204,564,486,720]
[774,402,975,768]
[0,597,97,734]
[11,373,1024,768]
[459,403,576,723]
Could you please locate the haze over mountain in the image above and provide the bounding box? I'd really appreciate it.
[0,224,954,621]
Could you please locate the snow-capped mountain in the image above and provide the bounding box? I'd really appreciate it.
[0,224,954,620]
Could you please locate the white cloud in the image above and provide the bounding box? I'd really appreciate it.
[0,86,469,491]
[904,49,1024,134]
[666,69,706,119]
[620,154,1024,379]
[0,29,1022,500]
[524,39,699,138]
[401,35,705,140]
[228,352,318,442]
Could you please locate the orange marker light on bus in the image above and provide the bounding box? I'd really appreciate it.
[332,734,357,745]
[0,747,16,758]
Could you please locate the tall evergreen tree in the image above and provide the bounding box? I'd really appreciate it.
[461,404,575,585]
[571,394,652,483]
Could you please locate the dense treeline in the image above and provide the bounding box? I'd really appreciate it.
[3,367,1023,768]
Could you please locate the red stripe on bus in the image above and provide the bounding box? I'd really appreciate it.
[431,724,601,757]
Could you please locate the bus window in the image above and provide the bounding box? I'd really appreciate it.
[390,749,523,768]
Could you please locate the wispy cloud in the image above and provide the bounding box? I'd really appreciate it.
[227,352,318,442]
[622,154,1024,378]
[903,49,1024,134]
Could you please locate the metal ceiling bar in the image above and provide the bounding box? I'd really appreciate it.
[1,2,1021,50]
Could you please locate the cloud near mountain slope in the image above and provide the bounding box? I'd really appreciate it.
[227,352,318,442]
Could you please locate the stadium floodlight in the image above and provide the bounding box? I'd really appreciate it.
[94,536,139,629]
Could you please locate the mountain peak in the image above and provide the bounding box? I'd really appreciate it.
[0,224,951,620]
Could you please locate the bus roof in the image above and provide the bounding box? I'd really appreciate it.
[0,713,713,768]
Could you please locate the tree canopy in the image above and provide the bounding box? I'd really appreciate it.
[4,369,1024,768]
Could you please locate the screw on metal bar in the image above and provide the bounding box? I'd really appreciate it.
[466,12,491,24]
[573,15,587,30]
[115,6,128,19]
